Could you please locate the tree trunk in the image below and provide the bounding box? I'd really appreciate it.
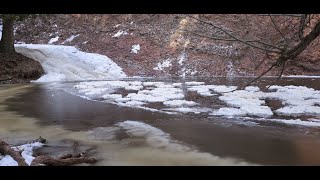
[0,17,15,53]
[279,20,320,63]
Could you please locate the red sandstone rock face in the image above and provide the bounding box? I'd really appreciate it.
[14,14,320,77]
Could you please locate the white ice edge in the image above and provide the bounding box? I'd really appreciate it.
[15,44,126,82]
[72,80,320,119]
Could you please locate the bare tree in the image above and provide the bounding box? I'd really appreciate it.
[183,14,320,90]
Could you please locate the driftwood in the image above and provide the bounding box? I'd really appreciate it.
[31,154,97,166]
[0,137,97,166]
[0,140,28,166]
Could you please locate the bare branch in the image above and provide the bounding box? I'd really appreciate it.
[299,14,307,39]
[269,15,288,46]
[266,63,286,90]
[245,63,278,87]
[186,15,283,53]
[257,14,302,17]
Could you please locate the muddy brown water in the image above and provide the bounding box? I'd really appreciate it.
[1,77,320,165]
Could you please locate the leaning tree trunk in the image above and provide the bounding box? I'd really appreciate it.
[0,17,15,53]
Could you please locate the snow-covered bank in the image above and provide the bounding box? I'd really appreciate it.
[15,44,126,82]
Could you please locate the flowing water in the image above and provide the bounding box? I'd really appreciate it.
[1,77,320,165]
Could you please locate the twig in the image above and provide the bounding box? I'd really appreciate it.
[186,15,283,53]
[266,62,286,90]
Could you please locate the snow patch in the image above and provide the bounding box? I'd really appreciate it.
[131,44,140,54]
[17,142,44,166]
[153,59,172,71]
[15,44,126,82]
[0,155,18,166]
[62,34,80,44]
[112,30,128,38]
[178,52,186,65]
[48,36,59,44]
[227,61,235,76]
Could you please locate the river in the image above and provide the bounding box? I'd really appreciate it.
[1,77,320,165]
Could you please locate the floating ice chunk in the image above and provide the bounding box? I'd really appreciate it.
[240,105,273,117]
[185,81,205,86]
[163,100,198,107]
[172,83,182,87]
[187,85,216,97]
[163,107,212,114]
[124,101,146,106]
[209,85,237,93]
[143,82,165,87]
[114,97,131,102]
[210,108,246,116]
[102,94,123,100]
[276,106,320,116]
[253,118,320,127]
[82,88,109,96]
[126,93,167,103]
[245,86,260,92]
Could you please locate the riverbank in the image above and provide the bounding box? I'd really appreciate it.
[0,52,44,84]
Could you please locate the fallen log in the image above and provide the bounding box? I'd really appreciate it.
[1,137,98,166]
[31,154,97,166]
